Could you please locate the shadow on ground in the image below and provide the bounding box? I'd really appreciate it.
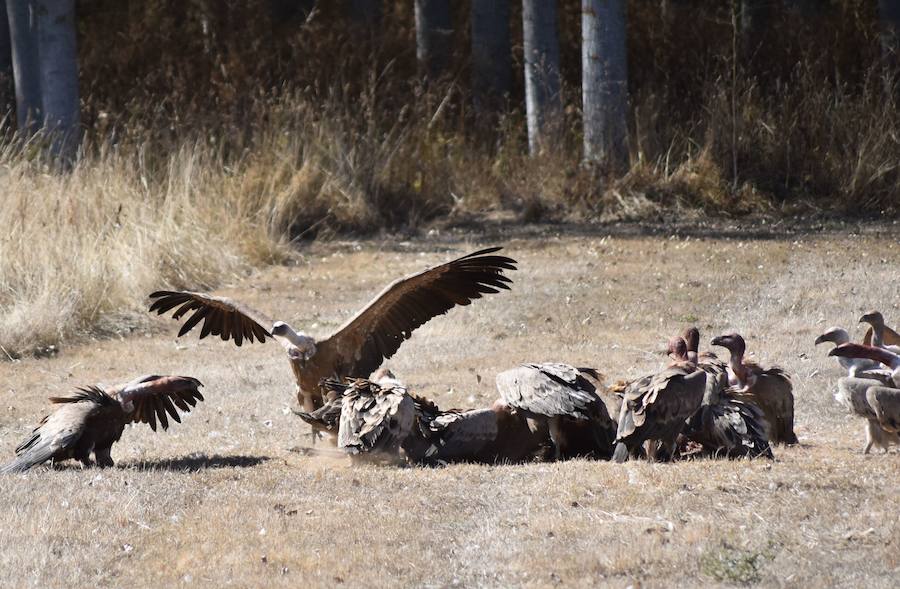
[125,454,270,471]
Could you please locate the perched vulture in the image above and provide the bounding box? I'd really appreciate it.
[612,337,706,463]
[329,378,415,464]
[859,311,900,352]
[710,333,798,445]
[815,327,882,377]
[681,328,773,459]
[2,376,203,473]
[829,344,900,453]
[148,247,517,418]
[495,363,617,460]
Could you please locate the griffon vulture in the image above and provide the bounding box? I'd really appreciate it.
[495,363,617,460]
[859,311,900,352]
[710,333,798,445]
[2,376,203,473]
[612,337,706,463]
[681,328,773,459]
[815,327,881,377]
[148,247,516,417]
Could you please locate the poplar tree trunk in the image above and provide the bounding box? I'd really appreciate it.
[415,0,452,79]
[6,0,41,136]
[471,0,511,115]
[35,0,80,163]
[581,0,629,169]
[0,0,13,119]
[523,0,561,155]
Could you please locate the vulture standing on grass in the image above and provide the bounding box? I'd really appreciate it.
[495,363,617,460]
[829,344,900,452]
[148,247,517,419]
[859,311,900,352]
[815,327,881,377]
[2,376,204,473]
[680,328,773,459]
[710,333,798,445]
[612,337,706,463]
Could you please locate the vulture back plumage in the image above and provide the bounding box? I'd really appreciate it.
[337,379,415,464]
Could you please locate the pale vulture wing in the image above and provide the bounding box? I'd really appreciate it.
[148,291,274,346]
[115,375,204,432]
[337,380,415,456]
[496,363,601,419]
[866,386,900,433]
[835,377,883,420]
[317,247,516,381]
[863,324,900,347]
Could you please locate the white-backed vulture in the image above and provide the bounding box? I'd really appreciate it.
[710,333,798,445]
[681,328,773,459]
[495,363,617,460]
[612,337,706,463]
[148,248,516,418]
[815,327,881,376]
[2,376,203,473]
[859,311,900,352]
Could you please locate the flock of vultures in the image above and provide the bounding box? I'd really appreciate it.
[3,247,900,472]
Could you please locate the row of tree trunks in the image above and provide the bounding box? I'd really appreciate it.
[4,0,80,164]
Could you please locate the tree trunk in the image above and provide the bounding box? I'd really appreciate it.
[879,0,900,73]
[523,0,561,155]
[415,0,452,79]
[740,0,769,47]
[581,0,629,169]
[348,0,381,27]
[35,0,80,164]
[0,0,13,119]
[471,0,511,114]
[6,0,41,136]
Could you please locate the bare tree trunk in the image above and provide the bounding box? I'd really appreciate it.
[415,0,452,79]
[35,0,80,164]
[348,0,381,27]
[523,0,561,155]
[6,0,41,136]
[879,0,900,73]
[471,0,511,115]
[0,0,13,119]
[581,0,628,169]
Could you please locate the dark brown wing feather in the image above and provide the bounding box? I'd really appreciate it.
[114,375,205,432]
[863,325,900,347]
[148,291,274,346]
[315,247,516,381]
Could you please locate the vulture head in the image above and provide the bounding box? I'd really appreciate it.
[815,327,850,347]
[859,311,885,329]
[710,333,746,358]
[272,322,317,361]
[667,336,690,363]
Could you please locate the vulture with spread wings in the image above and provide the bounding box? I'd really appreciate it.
[148,247,517,417]
[2,375,203,473]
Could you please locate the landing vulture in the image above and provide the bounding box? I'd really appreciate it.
[859,311,900,352]
[613,337,706,463]
[495,363,616,460]
[815,327,881,377]
[148,247,517,417]
[710,333,798,445]
[681,328,773,459]
[2,376,203,473]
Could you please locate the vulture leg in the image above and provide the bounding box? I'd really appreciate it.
[548,417,564,461]
[94,444,115,468]
[73,444,94,468]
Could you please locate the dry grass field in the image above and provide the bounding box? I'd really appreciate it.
[0,227,898,588]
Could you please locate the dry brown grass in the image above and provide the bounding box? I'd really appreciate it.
[0,233,898,587]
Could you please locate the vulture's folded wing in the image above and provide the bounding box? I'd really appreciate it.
[863,324,900,347]
[116,375,205,432]
[148,291,274,346]
[316,247,516,381]
[496,363,601,419]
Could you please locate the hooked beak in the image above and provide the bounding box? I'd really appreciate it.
[814,334,828,346]
[710,336,725,348]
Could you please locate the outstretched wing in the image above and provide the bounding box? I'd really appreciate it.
[148,291,274,346]
[316,247,516,380]
[496,363,601,420]
[115,375,205,432]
